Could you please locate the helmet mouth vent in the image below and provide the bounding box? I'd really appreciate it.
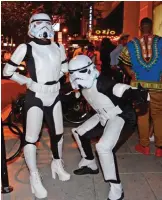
[43,32,48,38]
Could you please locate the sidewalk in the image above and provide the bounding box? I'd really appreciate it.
[2,127,162,200]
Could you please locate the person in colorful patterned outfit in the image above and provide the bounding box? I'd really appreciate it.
[118,17,162,157]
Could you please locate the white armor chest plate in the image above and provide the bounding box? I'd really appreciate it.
[82,80,122,125]
[29,41,61,83]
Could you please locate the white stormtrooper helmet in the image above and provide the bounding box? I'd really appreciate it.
[28,13,54,39]
[68,55,99,89]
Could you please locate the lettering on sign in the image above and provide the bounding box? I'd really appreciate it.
[94,29,116,35]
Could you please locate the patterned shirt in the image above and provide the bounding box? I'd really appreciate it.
[118,35,162,90]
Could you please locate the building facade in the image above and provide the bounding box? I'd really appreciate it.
[123,1,162,38]
[87,1,162,41]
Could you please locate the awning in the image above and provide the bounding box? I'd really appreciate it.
[96,2,124,35]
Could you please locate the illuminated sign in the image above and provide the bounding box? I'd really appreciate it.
[89,6,93,31]
[94,29,116,36]
[58,32,62,44]
[89,35,120,42]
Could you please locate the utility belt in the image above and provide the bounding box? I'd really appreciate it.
[131,80,162,91]
[29,80,60,93]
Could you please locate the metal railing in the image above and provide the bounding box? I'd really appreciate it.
[1,117,24,193]
[1,119,13,193]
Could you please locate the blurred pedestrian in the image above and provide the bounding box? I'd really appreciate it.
[85,44,96,63]
[100,38,116,76]
[73,44,85,57]
[67,47,74,61]
[94,46,101,72]
[110,33,130,83]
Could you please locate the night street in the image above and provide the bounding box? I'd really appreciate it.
[1,1,162,200]
[2,127,162,200]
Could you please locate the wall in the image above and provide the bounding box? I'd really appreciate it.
[139,1,153,22]
[94,2,112,19]
[92,1,162,39]
[153,3,162,36]
[93,1,121,25]
[123,1,162,38]
[94,1,140,38]
[123,1,140,38]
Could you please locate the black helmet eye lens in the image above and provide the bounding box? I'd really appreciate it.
[69,67,88,74]
[79,69,87,73]
[46,22,52,25]
[36,21,43,25]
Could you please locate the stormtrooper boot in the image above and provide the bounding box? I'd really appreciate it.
[51,136,70,181]
[107,183,124,200]
[51,159,70,181]
[74,157,99,175]
[30,171,48,199]
[24,144,47,199]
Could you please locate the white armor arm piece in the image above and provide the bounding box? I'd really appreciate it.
[112,83,131,97]
[3,44,30,85]
[112,83,150,101]
[75,114,100,136]
[59,44,68,78]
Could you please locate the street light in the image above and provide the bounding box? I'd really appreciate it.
[62,28,68,33]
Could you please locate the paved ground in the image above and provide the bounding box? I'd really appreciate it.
[1,126,162,200]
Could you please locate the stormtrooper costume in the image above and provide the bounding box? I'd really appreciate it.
[68,55,150,200]
[3,13,70,199]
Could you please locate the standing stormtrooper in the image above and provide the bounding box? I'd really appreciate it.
[3,13,70,199]
[68,55,149,200]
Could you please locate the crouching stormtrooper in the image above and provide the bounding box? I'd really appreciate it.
[68,55,150,200]
[3,13,70,199]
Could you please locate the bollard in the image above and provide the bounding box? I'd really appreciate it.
[1,120,13,193]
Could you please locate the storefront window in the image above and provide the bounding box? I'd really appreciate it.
[153,4,162,37]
